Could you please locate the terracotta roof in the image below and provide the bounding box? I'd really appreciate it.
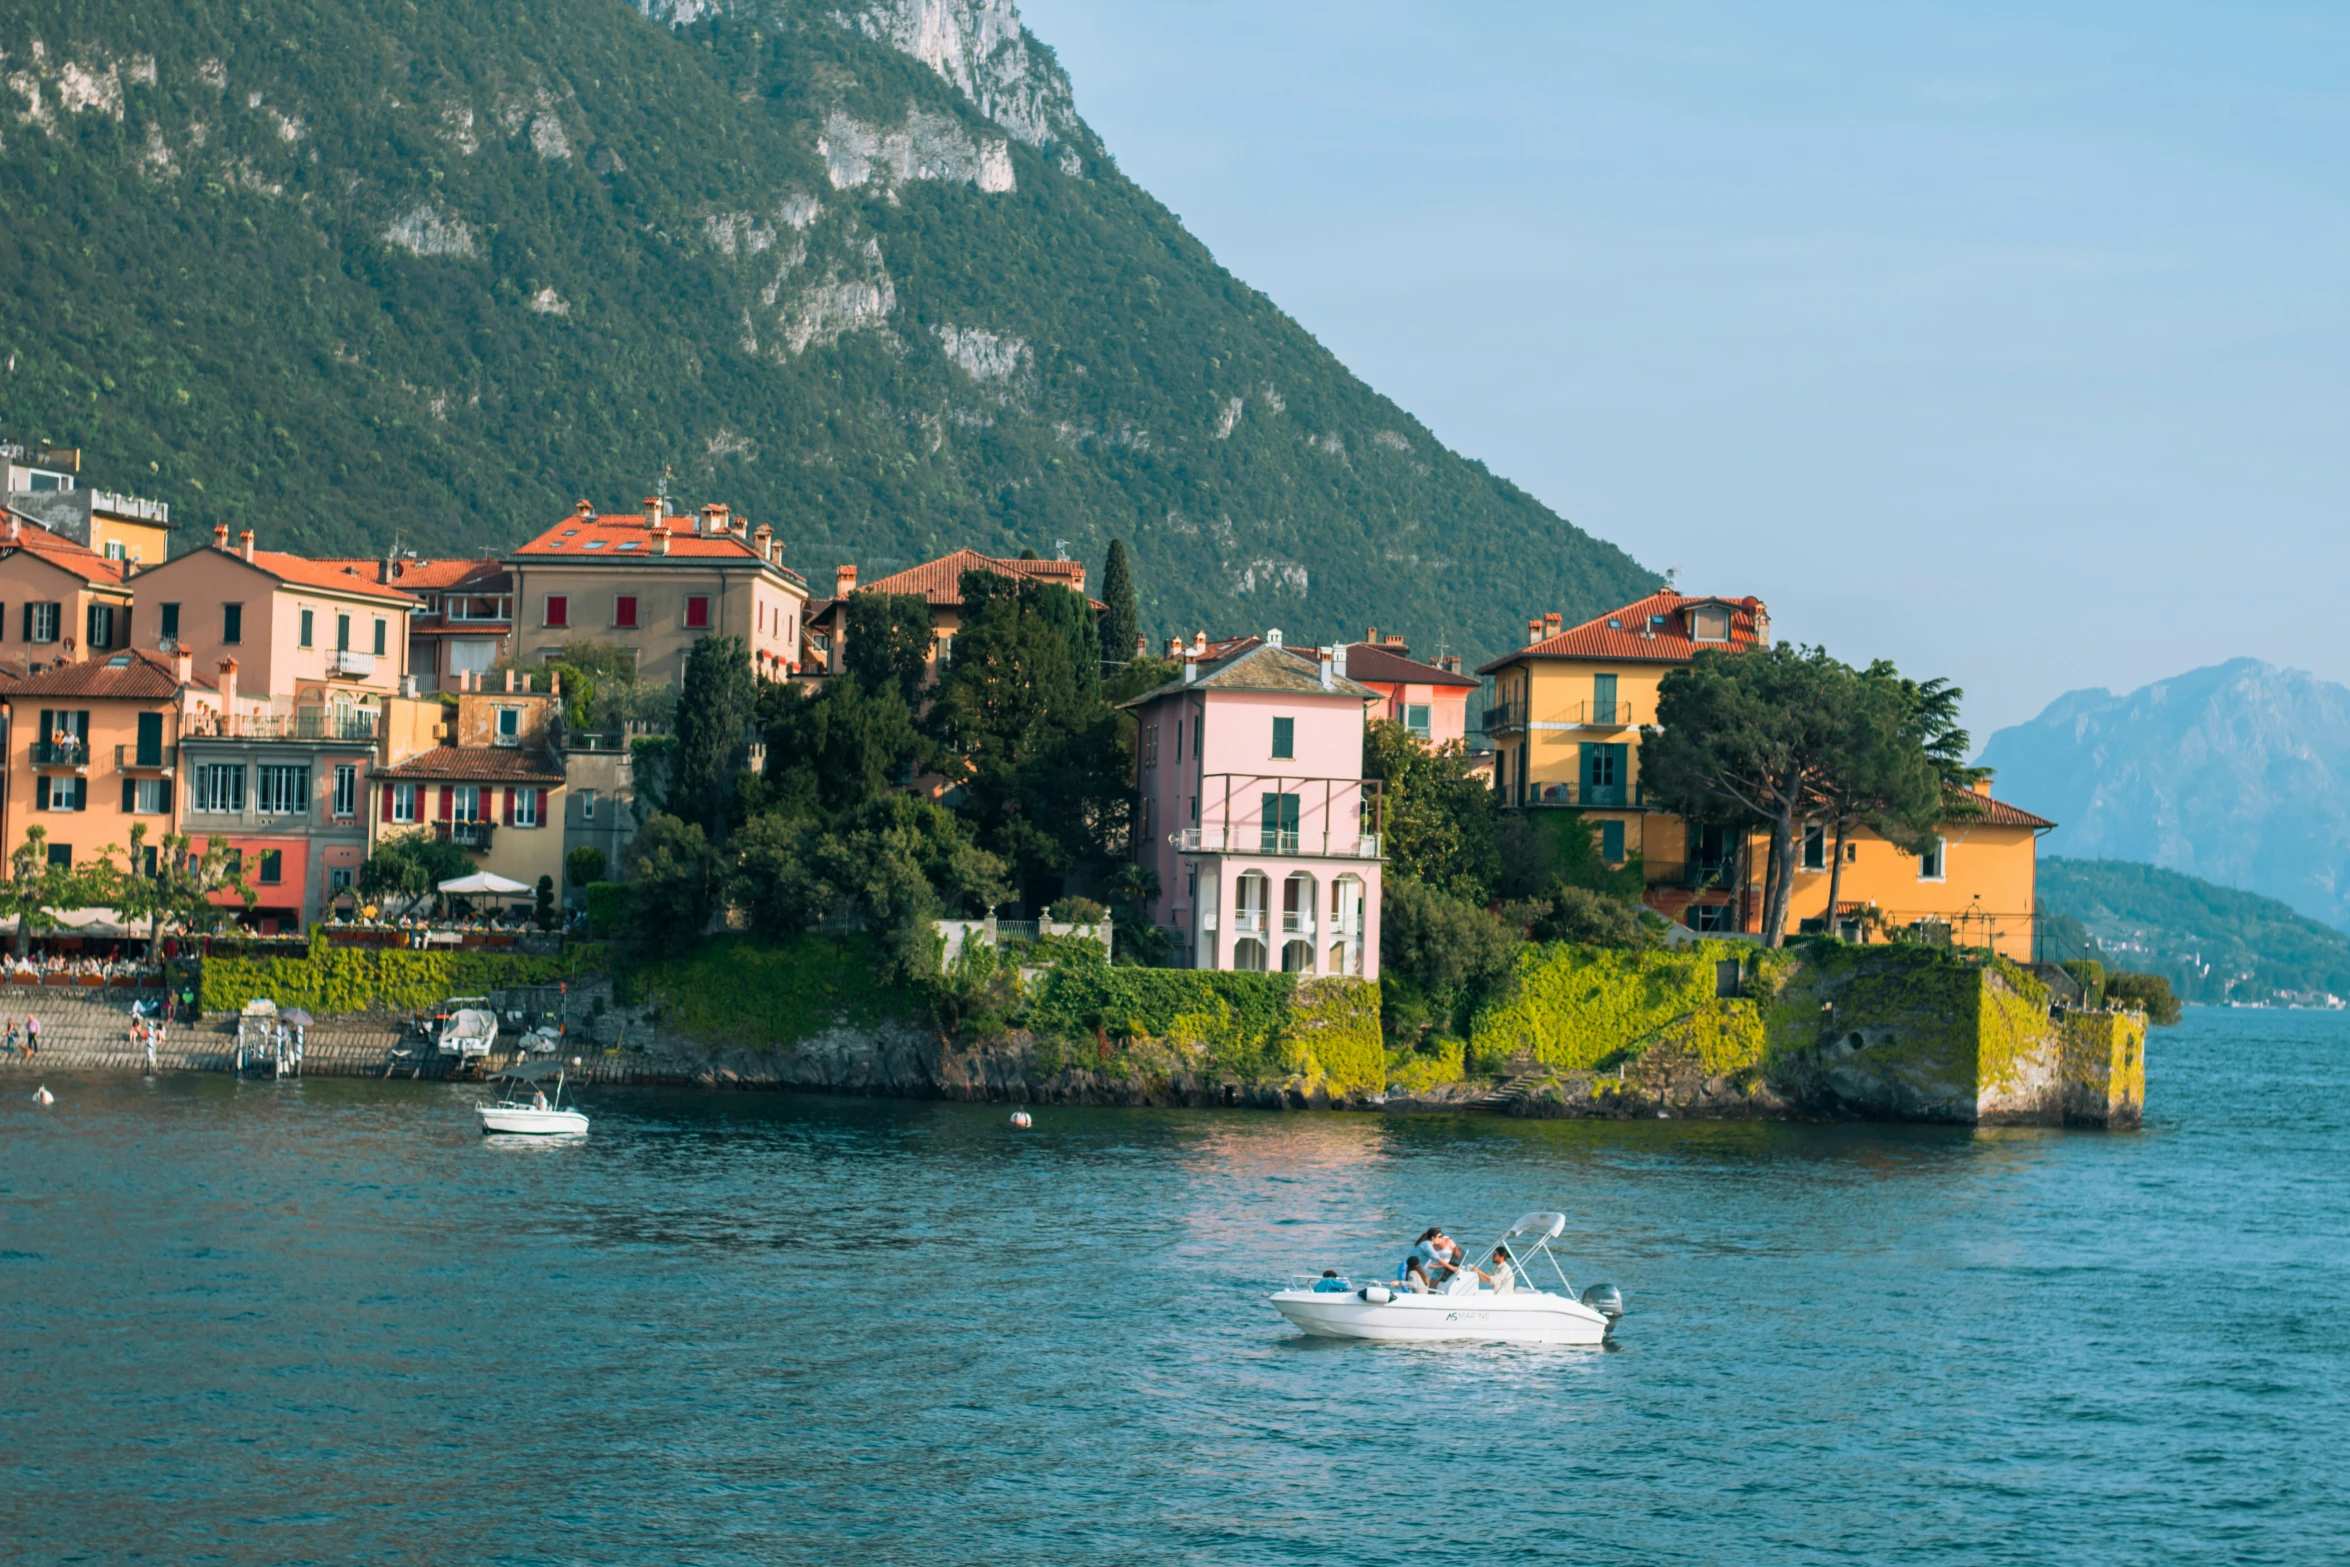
[1946,785,2054,830]
[1122,641,1379,706]
[824,549,1088,611]
[236,550,424,606]
[376,746,565,784]
[311,556,509,593]
[1477,591,1768,673]
[511,509,804,581]
[0,521,127,585]
[7,648,204,699]
[1340,642,1479,689]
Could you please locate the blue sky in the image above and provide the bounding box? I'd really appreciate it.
[1017,0,2350,735]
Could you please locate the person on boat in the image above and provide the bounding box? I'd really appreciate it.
[1424,1228,1465,1283]
[1399,1255,1433,1293]
[1311,1269,1351,1294]
[532,1087,550,1111]
[1475,1245,1516,1296]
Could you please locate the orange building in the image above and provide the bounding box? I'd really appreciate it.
[0,518,136,662]
[0,648,223,875]
[313,555,511,694]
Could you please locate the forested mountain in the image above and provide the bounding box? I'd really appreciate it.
[2038,858,2350,1006]
[0,0,1654,660]
[1980,659,2350,930]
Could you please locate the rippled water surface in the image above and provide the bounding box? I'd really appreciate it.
[3,1008,2346,1564]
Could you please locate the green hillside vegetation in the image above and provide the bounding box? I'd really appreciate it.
[0,0,1654,661]
[2038,857,2350,1005]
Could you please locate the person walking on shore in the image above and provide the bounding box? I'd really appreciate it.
[24,1014,39,1059]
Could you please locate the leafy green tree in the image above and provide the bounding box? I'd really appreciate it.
[759,677,933,818]
[1490,812,1645,905]
[1378,878,1520,1042]
[103,824,256,942]
[622,814,722,959]
[844,592,937,705]
[671,636,756,837]
[565,845,608,887]
[1642,644,1853,947]
[1812,664,1951,929]
[360,829,473,913]
[1363,721,1499,901]
[2103,971,2182,1026]
[1,828,95,958]
[1097,539,1140,668]
[1514,885,1662,948]
[509,640,677,733]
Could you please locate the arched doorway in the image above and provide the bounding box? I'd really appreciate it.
[1233,937,1267,972]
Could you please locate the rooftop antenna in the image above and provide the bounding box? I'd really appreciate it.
[1664,566,1681,594]
[656,465,673,513]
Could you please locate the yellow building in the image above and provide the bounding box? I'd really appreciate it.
[1478,590,2050,959]
[370,676,567,906]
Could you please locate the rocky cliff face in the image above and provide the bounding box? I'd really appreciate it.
[1980,659,2350,928]
[0,0,1654,661]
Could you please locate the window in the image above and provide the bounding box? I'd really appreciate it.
[544,595,569,629]
[46,843,70,869]
[330,868,354,894]
[685,595,711,630]
[512,788,539,828]
[258,849,283,885]
[1593,672,1619,724]
[24,602,59,643]
[257,765,310,816]
[104,540,125,562]
[122,777,171,814]
[133,712,164,768]
[1142,724,1159,768]
[580,788,597,821]
[1260,791,1301,853]
[373,618,387,656]
[1599,820,1625,863]
[390,782,420,823]
[333,764,357,819]
[1802,824,1827,872]
[336,613,351,653]
[1692,903,1734,933]
[86,604,115,649]
[454,785,485,822]
[1691,606,1730,642]
[160,602,180,641]
[1271,716,1295,759]
[1844,841,1859,864]
[1191,715,1202,761]
[495,707,521,746]
[1405,703,1431,740]
[299,608,315,648]
[1919,838,1946,881]
[614,594,638,629]
[222,602,243,644]
[1189,794,1198,824]
[194,763,247,814]
[35,776,85,812]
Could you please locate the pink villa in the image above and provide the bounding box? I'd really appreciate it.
[1124,634,1383,977]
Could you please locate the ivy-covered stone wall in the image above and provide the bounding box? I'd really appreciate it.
[198,931,602,1015]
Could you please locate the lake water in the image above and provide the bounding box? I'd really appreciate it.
[3,1008,2345,1564]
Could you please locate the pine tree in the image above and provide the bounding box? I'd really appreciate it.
[1098,539,1140,668]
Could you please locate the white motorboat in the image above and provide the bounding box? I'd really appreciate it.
[475,1060,589,1137]
[1268,1212,1624,1346]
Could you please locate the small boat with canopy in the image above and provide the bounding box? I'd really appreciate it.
[474,1059,590,1136]
[1267,1212,1624,1345]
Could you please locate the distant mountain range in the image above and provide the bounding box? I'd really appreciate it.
[0,0,1655,660]
[2038,858,2350,1005]
[1980,658,2350,930]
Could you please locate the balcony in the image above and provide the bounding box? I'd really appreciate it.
[434,820,496,851]
[114,744,177,773]
[1169,774,1385,860]
[1565,700,1635,729]
[190,710,379,743]
[1518,780,1644,809]
[1481,700,1527,735]
[1644,858,1741,890]
[1172,826,1382,860]
[325,649,377,679]
[31,740,89,770]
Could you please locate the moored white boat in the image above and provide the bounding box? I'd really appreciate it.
[1268,1213,1623,1345]
[475,1060,589,1137]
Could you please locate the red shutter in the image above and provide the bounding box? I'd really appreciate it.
[382,783,395,819]
[438,786,453,822]
[536,788,548,827]
[502,787,515,825]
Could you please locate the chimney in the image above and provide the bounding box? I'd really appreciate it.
[644,496,662,530]
[378,553,393,584]
[174,646,192,686]
[1972,778,1992,798]
[239,529,255,563]
[1366,626,1379,644]
[1527,619,1543,648]
[1183,647,1198,684]
[1266,628,1284,648]
[652,523,671,556]
[1441,654,1462,675]
[835,563,858,600]
[575,498,595,518]
[1332,643,1348,680]
[1318,646,1335,690]
[700,503,726,535]
[213,523,230,552]
[1192,631,1207,657]
[753,524,773,560]
[1165,636,1182,658]
[1134,633,1146,660]
[216,656,238,715]
[1544,612,1562,637]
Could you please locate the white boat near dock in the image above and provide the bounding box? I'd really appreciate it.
[1268,1213,1623,1346]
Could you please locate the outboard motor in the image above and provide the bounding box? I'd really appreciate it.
[1580,1283,1625,1323]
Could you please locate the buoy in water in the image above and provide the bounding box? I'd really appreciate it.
[33,1086,54,1105]
[1009,1110,1033,1128]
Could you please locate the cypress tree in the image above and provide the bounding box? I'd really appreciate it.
[1098,539,1140,667]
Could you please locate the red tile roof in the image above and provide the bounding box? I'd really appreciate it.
[0,520,127,585]
[1946,785,2055,830]
[1477,591,1769,673]
[1341,642,1479,689]
[811,550,1090,616]
[237,550,424,606]
[511,509,803,580]
[311,556,509,593]
[376,745,565,784]
[8,648,205,699]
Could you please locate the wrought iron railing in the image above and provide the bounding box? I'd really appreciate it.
[31,740,89,768]
[114,744,177,771]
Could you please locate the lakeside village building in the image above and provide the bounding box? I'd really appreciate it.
[0,443,2053,959]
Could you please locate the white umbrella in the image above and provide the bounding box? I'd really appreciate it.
[436,872,534,896]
